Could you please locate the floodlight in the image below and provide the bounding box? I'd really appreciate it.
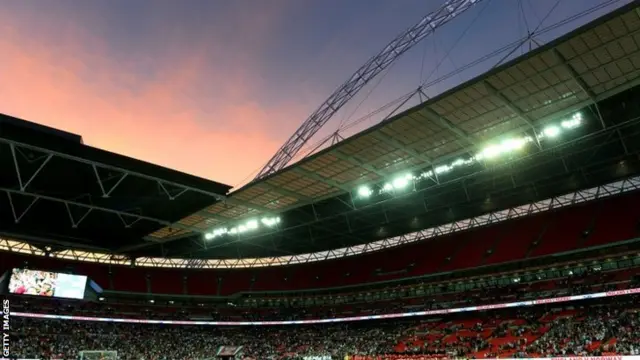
[478,144,501,159]
[435,165,450,174]
[561,114,582,129]
[543,125,560,138]
[353,113,583,201]
[502,138,527,151]
[246,219,259,230]
[421,170,434,178]
[261,217,280,227]
[392,176,410,189]
[357,185,373,198]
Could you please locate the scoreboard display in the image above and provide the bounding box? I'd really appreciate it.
[7,268,87,300]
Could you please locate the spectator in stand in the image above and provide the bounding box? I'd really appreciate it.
[9,296,639,360]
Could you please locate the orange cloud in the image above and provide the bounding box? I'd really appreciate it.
[0,3,311,188]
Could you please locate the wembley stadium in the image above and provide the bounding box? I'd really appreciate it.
[1,1,640,360]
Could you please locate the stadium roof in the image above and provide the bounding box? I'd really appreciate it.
[120,1,640,259]
[0,114,231,252]
[2,2,640,268]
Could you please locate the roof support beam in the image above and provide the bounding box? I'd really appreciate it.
[331,149,387,177]
[550,49,597,101]
[417,87,479,149]
[369,131,433,165]
[223,197,279,213]
[550,48,606,129]
[420,107,479,148]
[92,165,128,198]
[291,166,352,192]
[0,187,201,234]
[9,144,53,192]
[368,126,445,184]
[258,182,312,202]
[149,181,317,247]
[0,137,227,201]
[187,178,314,227]
[5,192,38,224]
[483,81,537,128]
[483,81,542,148]
[3,138,229,239]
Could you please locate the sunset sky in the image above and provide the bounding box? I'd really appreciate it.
[0,0,628,187]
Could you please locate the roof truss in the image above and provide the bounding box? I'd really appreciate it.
[0,138,226,233]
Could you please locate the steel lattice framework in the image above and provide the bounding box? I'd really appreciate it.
[255,0,482,180]
[0,137,226,232]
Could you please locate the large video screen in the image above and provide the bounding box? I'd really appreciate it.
[8,268,87,299]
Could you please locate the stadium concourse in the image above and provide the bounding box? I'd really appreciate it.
[3,2,640,360]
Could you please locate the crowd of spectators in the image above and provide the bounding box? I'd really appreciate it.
[9,296,639,360]
[12,267,633,324]
[6,267,639,359]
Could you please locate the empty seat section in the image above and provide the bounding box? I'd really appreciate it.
[485,215,547,265]
[411,236,459,275]
[301,263,345,289]
[0,252,30,273]
[111,267,147,292]
[19,255,60,272]
[368,244,417,281]
[530,205,594,257]
[277,259,348,290]
[74,263,110,290]
[186,271,218,296]
[340,256,376,285]
[253,267,291,291]
[439,233,474,272]
[150,269,183,294]
[219,270,252,295]
[445,227,500,270]
[584,194,640,247]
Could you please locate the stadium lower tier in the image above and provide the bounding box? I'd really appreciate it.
[10,265,640,322]
[9,296,639,360]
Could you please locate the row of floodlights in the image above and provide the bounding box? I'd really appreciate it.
[357,112,583,198]
[204,217,281,240]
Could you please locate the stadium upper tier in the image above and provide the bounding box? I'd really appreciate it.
[2,190,639,296]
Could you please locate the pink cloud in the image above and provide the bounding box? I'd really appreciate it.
[0,5,311,187]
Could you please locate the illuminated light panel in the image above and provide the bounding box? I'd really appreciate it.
[205,216,281,240]
[357,185,373,198]
[542,125,560,138]
[357,112,583,197]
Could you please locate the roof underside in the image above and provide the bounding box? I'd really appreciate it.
[133,2,640,260]
[0,114,231,251]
